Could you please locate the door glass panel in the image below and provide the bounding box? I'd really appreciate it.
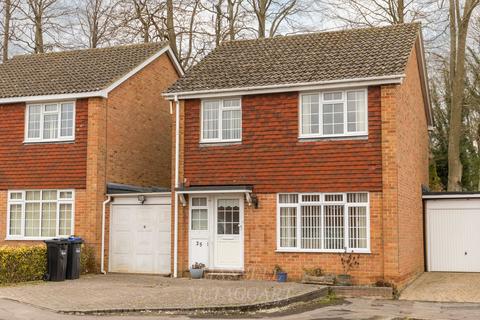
[217,199,240,235]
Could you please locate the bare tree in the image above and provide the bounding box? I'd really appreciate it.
[77,0,117,48]
[117,0,167,43]
[1,0,18,61]
[447,0,480,191]
[248,0,299,38]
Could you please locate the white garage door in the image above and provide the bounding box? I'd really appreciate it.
[426,198,480,272]
[109,195,171,274]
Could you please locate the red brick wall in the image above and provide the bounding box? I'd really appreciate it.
[380,43,429,288]
[0,99,88,190]
[182,88,382,193]
[106,53,179,187]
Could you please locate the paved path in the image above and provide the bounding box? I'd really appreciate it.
[1,297,480,320]
[0,274,318,312]
[401,272,480,303]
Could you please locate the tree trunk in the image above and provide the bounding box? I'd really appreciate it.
[3,0,12,61]
[227,0,235,41]
[447,0,479,191]
[35,14,44,53]
[254,0,267,38]
[166,0,178,57]
[396,0,404,23]
[215,0,223,46]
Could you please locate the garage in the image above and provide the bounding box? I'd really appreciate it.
[424,193,480,272]
[107,184,171,274]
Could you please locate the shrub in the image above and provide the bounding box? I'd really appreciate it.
[0,246,47,284]
[80,244,97,274]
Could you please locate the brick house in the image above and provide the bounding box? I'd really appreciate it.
[164,23,432,288]
[0,42,182,271]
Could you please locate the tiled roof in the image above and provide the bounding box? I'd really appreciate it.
[167,23,420,94]
[0,41,168,99]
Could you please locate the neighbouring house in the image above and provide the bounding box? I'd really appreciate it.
[164,23,432,288]
[0,42,182,272]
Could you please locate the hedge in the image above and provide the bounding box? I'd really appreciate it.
[0,244,97,285]
[0,246,46,284]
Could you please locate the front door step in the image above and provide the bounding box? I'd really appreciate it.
[205,271,243,280]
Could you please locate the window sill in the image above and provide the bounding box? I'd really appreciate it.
[23,139,75,145]
[298,135,368,142]
[275,248,371,254]
[199,140,242,147]
[5,236,64,241]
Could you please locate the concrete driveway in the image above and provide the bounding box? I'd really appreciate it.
[400,272,480,303]
[0,274,321,313]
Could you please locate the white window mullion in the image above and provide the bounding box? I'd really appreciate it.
[318,93,323,136]
[218,100,223,140]
[296,203,301,250]
[56,193,60,237]
[344,203,349,250]
[343,94,348,135]
[56,104,62,139]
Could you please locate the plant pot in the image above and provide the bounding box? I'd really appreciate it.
[336,274,352,286]
[302,274,335,285]
[190,268,204,279]
[276,272,287,282]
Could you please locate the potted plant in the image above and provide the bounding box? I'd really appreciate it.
[302,267,335,285]
[337,248,360,286]
[189,262,205,279]
[273,265,287,282]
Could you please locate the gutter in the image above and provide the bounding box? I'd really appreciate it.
[163,75,405,100]
[174,95,180,278]
[101,196,112,274]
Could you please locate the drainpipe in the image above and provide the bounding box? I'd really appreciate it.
[101,196,112,274]
[174,95,180,278]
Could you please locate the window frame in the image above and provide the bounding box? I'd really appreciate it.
[6,189,75,240]
[276,192,370,253]
[200,98,242,144]
[298,88,368,139]
[24,101,76,143]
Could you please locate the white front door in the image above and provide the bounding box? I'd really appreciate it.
[214,198,243,269]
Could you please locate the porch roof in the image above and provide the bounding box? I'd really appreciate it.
[175,185,253,194]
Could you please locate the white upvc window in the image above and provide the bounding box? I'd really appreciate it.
[201,98,242,143]
[7,190,75,240]
[25,101,75,143]
[191,197,208,231]
[299,89,368,138]
[277,192,370,253]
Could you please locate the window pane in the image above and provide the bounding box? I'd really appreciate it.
[41,202,56,237]
[347,193,368,203]
[191,209,208,231]
[301,94,320,135]
[60,103,74,137]
[279,194,298,204]
[301,205,322,249]
[59,191,73,200]
[192,197,207,207]
[301,194,321,202]
[27,105,41,139]
[223,99,240,109]
[42,190,57,201]
[10,192,23,201]
[44,104,58,112]
[324,205,344,249]
[59,203,72,236]
[280,207,296,247]
[323,92,342,101]
[217,199,239,235]
[323,103,344,135]
[349,206,367,249]
[222,109,241,140]
[26,191,40,201]
[347,91,366,133]
[324,194,344,202]
[202,101,220,140]
[43,113,58,139]
[25,203,40,237]
[9,204,22,236]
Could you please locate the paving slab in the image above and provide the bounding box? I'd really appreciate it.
[0,274,321,313]
[400,272,480,303]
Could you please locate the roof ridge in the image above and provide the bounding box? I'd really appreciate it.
[219,22,421,46]
[10,41,169,60]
